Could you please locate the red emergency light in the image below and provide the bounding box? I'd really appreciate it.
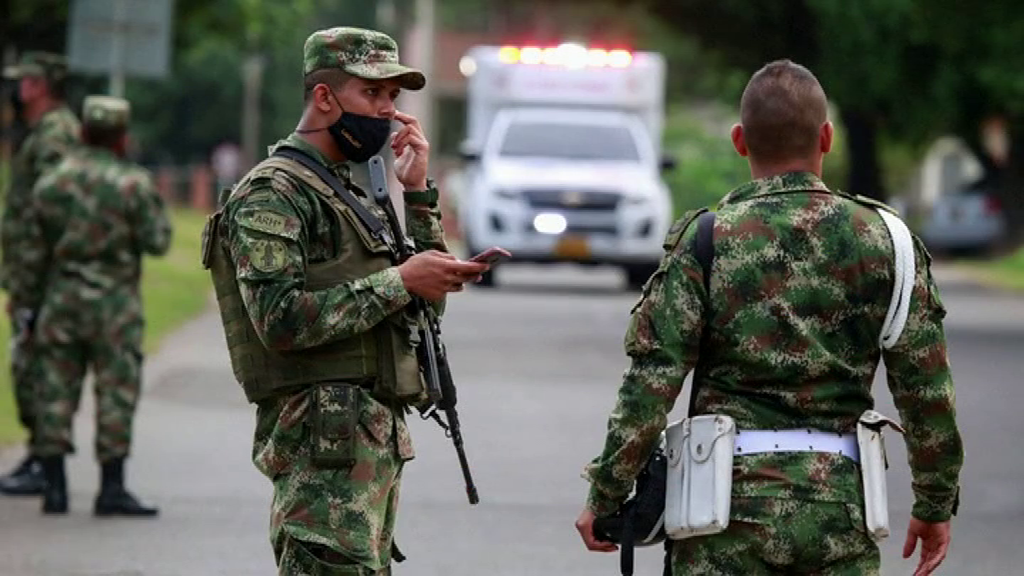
[498,44,633,68]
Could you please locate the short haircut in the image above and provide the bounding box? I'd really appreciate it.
[740,59,828,164]
[303,68,352,102]
[82,125,125,149]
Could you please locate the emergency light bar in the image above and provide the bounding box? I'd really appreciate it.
[497,43,633,69]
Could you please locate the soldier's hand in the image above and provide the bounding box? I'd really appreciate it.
[903,517,951,576]
[575,508,618,553]
[398,250,489,302]
[392,111,430,191]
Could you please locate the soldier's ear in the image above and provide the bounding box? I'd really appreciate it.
[731,124,749,157]
[313,84,335,114]
[819,121,834,155]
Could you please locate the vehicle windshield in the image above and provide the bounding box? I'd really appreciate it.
[498,121,641,161]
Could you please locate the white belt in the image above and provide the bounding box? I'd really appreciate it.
[734,428,859,463]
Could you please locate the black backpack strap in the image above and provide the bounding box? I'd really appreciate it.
[662,536,673,576]
[621,516,636,576]
[694,210,716,293]
[271,147,389,243]
[619,211,716,576]
[685,210,716,416]
[659,211,716,574]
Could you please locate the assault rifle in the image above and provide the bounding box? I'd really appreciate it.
[367,156,480,505]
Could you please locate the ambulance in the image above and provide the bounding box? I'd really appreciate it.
[456,43,674,289]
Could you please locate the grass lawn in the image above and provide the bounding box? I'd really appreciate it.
[969,246,1024,292]
[0,208,213,445]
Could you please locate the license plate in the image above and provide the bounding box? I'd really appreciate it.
[554,235,591,260]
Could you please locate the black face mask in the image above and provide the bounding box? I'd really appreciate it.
[298,89,392,163]
[327,111,391,163]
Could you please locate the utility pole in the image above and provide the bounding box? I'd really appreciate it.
[403,0,436,147]
[376,0,398,36]
[240,53,264,171]
[108,0,127,97]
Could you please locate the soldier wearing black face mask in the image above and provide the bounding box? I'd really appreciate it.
[201,27,489,574]
[297,88,393,164]
[1,52,80,497]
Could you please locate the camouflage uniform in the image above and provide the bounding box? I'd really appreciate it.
[584,172,963,575]
[209,28,441,575]
[1,52,80,443]
[18,96,171,463]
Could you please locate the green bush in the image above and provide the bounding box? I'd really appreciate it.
[662,109,749,214]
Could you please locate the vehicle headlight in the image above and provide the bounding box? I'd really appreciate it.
[626,195,649,206]
[533,213,568,235]
[495,189,518,200]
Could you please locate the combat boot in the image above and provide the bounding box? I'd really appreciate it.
[0,453,45,495]
[40,456,68,514]
[93,458,159,517]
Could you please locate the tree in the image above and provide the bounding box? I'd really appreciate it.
[915,0,1024,241]
[619,0,932,200]
[619,0,1024,237]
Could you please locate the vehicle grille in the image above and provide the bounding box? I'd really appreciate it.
[523,221,618,236]
[522,189,621,210]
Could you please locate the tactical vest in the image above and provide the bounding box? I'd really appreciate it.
[201,155,425,404]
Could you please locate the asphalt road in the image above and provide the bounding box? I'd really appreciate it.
[0,263,1021,576]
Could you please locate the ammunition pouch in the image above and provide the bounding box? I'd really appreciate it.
[309,383,361,469]
[857,409,904,541]
[664,414,735,540]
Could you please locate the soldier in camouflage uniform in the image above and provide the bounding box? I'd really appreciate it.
[15,95,171,515]
[0,52,81,495]
[577,60,963,576]
[202,28,488,575]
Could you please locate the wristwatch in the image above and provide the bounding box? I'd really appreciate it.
[404,178,439,206]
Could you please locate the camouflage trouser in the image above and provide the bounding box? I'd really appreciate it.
[10,316,36,437]
[669,498,879,575]
[31,297,144,462]
[269,388,405,575]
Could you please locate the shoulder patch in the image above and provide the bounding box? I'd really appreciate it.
[236,209,300,240]
[250,238,288,273]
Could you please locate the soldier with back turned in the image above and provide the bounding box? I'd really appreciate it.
[577,60,962,576]
[15,95,171,516]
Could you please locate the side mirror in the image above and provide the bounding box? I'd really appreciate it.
[459,140,481,163]
[660,154,678,172]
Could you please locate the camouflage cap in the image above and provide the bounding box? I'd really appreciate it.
[2,51,68,83]
[82,95,130,130]
[303,27,426,91]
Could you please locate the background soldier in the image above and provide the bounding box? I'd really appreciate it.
[204,27,488,575]
[16,95,171,515]
[577,60,963,576]
[0,51,81,496]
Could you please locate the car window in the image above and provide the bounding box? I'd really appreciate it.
[498,121,640,161]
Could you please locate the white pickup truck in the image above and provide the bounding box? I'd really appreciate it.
[456,43,675,289]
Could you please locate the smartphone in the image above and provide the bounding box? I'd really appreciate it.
[469,246,512,266]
